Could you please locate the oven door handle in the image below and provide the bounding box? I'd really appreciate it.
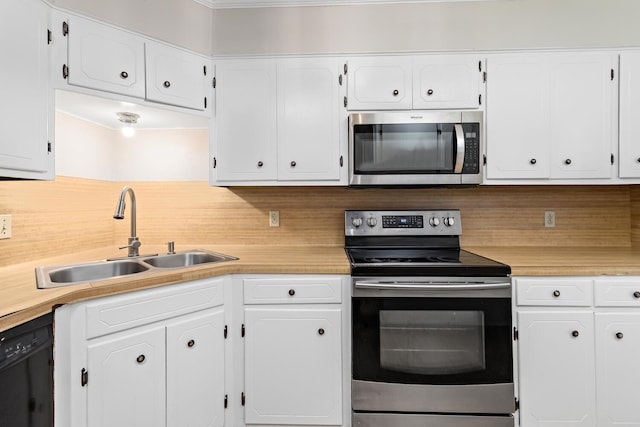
[354,281,510,291]
[453,123,465,173]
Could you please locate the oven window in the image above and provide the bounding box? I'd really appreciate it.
[353,297,512,385]
[379,310,485,375]
[353,123,455,174]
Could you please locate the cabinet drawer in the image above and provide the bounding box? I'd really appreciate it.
[515,278,593,306]
[85,278,225,339]
[594,278,640,307]
[244,277,342,304]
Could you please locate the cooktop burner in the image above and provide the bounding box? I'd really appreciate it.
[345,210,511,277]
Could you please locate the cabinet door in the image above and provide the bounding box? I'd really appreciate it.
[619,52,640,178]
[66,15,145,98]
[87,325,165,427]
[214,59,277,182]
[517,311,596,427]
[0,0,52,179]
[167,308,225,427]
[145,40,208,111]
[595,313,640,427]
[549,54,615,179]
[486,54,550,179]
[277,58,343,182]
[413,55,482,109]
[244,307,343,425]
[347,56,413,110]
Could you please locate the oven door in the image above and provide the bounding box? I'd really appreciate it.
[352,278,514,415]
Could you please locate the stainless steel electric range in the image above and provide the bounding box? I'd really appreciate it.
[346,210,514,427]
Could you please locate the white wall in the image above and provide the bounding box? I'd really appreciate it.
[49,0,213,55]
[211,0,640,55]
[55,112,209,181]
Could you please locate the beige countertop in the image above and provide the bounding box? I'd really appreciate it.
[3,244,640,332]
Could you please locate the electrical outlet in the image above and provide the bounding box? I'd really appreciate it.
[269,210,280,227]
[0,214,12,239]
[544,211,556,228]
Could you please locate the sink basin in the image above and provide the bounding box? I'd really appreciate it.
[35,249,238,289]
[141,250,238,269]
[39,260,149,287]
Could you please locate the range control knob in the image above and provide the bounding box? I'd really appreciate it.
[429,217,440,227]
[443,216,456,227]
[366,217,378,227]
[351,217,363,228]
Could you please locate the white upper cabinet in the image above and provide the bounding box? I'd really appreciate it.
[277,58,344,181]
[212,57,347,186]
[413,55,482,109]
[145,40,208,111]
[619,51,640,178]
[55,11,211,113]
[0,0,53,179]
[66,15,146,99]
[347,56,413,110]
[347,54,483,110]
[214,59,278,182]
[486,52,617,182]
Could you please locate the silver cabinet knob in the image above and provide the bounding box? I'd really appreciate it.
[616,332,624,339]
[392,89,399,96]
[187,339,195,348]
[553,290,561,297]
[290,161,296,167]
[427,89,434,96]
[120,71,129,79]
[571,330,579,337]
[288,288,295,296]
[633,291,640,299]
[136,354,146,363]
[163,80,171,88]
[530,158,537,165]
[565,159,572,165]
[257,161,263,167]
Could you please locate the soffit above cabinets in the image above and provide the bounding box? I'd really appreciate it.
[196,0,506,9]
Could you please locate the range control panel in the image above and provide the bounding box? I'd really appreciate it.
[345,210,462,236]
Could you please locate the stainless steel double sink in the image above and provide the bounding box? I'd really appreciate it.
[35,249,238,289]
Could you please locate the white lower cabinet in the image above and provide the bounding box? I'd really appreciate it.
[241,275,349,426]
[515,276,640,427]
[55,274,350,427]
[517,311,596,427]
[54,277,227,427]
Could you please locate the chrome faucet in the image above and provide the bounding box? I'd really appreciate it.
[113,186,141,257]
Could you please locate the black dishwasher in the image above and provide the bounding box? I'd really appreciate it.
[0,312,53,427]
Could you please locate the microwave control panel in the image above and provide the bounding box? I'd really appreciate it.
[462,123,480,174]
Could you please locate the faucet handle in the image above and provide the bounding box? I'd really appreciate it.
[167,241,175,254]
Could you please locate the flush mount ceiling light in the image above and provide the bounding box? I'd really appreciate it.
[117,112,140,138]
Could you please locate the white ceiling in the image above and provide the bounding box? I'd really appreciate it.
[55,90,209,130]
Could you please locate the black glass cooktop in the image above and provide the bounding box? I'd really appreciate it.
[346,247,510,277]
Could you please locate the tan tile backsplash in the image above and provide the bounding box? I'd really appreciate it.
[0,176,637,268]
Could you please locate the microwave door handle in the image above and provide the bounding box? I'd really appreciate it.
[453,123,465,173]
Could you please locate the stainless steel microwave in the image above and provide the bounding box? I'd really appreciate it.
[349,111,483,186]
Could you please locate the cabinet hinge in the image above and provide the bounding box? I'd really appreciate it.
[478,60,482,73]
[340,155,344,167]
[343,63,348,75]
[203,65,207,76]
[81,368,88,387]
[483,154,487,166]
[241,392,246,406]
[62,21,68,37]
[213,77,216,88]
[513,327,519,341]
[224,324,228,338]
[515,397,520,411]
[212,157,217,169]
[241,324,245,337]
[611,68,615,81]
[204,97,207,109]
[478,94,482,106]
[47,142,52,153]
[62,64,69,79]
[338,74,343,86]
[224,394,228,409]
[611,153,615,165]
[343,96,348,108]
[483,71,487,83]
[47,29,52,45]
